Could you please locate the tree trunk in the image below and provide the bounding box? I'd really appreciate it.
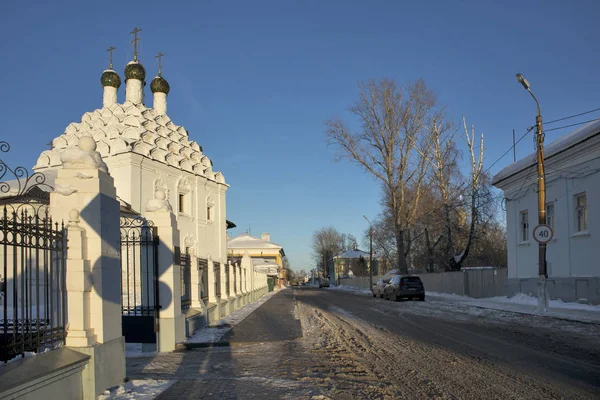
[395,225,408,274]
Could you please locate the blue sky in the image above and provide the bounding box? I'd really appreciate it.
[1,0,599,271]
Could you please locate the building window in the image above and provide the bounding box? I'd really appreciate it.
[575,193,588,232]
[207,205,212,221]
[520,211,529,242]
[546,203,554,230]
[178,194,185,214]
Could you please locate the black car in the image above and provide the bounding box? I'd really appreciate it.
[371,278,390,298]
[383,275,425,301]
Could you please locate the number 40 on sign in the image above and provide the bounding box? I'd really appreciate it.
[533,224,553,243]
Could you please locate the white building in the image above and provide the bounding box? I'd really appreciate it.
[493,120,600,304]
[33,49,229,267]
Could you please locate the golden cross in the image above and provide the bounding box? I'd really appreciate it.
[130,27,142,61]
[155,52,165,76]
[107,46,116,69]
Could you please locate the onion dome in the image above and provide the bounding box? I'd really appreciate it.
[101,70,121,88]
[150,76,170,94]
[124,61,146,82]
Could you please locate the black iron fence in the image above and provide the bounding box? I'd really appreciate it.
[198,258,208,302]
[214,262,221,299]
[119,216,159,344]
[224,263,230,297]
[180,252,191,311]
[0,206,67,362]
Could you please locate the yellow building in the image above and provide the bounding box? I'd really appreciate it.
[227,232,287,285]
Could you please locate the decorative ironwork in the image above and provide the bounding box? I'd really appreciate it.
[0,141,53,200]
[119,215,159,344]
[198,258,208,302]
[214,262,221,299]
[0,206,67,362]
[180,252,191,311]
[224,263,230,297]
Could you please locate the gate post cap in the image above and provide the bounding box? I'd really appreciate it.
[68,209,80,224]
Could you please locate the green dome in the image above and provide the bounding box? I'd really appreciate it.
[124,62,146,82]
[101,70,121,88]
[150,76,170,94]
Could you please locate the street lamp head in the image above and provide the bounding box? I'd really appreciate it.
[516,73,530,90]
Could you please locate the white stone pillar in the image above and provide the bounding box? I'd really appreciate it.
[207,256,218,304]
[145,205,185,352]
[49,137,124,399]
[64,210,96,347]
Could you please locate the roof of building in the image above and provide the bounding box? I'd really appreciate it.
[492,119,600,185]
[227,233,283,251]
[33,101,226,185]
[335,249,370,259]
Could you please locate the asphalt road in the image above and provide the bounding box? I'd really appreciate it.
[295,286,600,399]
[128,287,600,399]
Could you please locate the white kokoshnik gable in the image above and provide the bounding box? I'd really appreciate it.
[33,49,225,185]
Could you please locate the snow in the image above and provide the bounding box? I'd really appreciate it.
[125,343,157,358]
[328,285,371,296]
[492,118,600,185]
[227,233,282,249]
[186,288,285,344]
[330,284,600,324]
[427,291,600,324]
[98,379,175,400]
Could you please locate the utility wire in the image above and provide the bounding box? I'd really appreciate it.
[544,107,600,125]
[543,117,600,133]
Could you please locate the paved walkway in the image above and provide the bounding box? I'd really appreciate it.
[130,289,308,399]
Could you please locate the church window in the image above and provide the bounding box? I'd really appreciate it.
[179,194,186,214]
[207,205,212,221]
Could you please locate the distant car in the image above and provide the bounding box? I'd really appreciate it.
[371,278,390,298]
[319,278,330,288]
[383,275,425,301]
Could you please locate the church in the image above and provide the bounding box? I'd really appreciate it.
[33,29,230,269]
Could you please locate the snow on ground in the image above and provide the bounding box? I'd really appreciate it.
[427,291,600,324]
[186,287,287,344]
[98,379,175,400]
[330,284,600,324]
[328,284,371,295]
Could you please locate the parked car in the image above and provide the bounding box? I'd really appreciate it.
[383,275,425,301]
[371,278,390,298]
[319,278,330,288]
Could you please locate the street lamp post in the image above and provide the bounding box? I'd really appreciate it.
[363,215,373,290]
[516,73,548,313]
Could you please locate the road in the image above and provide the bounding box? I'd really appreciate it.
[294,286,600,399]
[127,287,600,399]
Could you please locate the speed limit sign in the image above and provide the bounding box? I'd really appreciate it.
[533,224,553,243]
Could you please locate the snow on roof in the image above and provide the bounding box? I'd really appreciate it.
[252,258,280,267]
[492,119,600,185]
[336,249,370,259]
[227,233,283,250]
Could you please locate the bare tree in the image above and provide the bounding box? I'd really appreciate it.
[326,79,440,274]
[312,226,345,275]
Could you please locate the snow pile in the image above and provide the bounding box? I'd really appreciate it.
[186,287,285,344]
[99,379,175,400]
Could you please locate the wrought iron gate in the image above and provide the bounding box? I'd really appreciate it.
[180,251,191,311]
[0,140,66,362]
[119,216,159,344]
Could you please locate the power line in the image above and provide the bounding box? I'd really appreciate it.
[544,107,600,125]
[543,117,600,133]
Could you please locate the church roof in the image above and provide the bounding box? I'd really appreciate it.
[227,233,283,251]
[33,101,225,185]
